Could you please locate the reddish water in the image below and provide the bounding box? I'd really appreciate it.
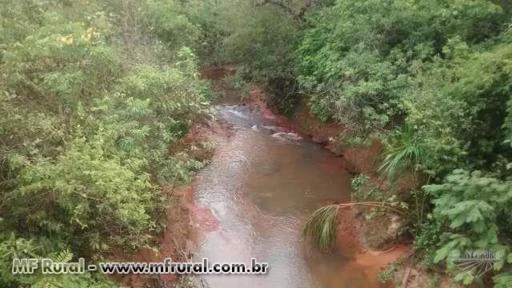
[193,105,380,287]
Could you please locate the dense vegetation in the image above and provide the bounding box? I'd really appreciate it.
[0,0,211,286]
[3,0,512,287]
[294,1,512,286]
[207,0,512,286]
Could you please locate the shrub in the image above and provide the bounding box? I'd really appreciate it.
[425,170,512,284]
[0,0,210,286]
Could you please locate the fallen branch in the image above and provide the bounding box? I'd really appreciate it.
[401,266,411,288]
[303,202,405,249]
[337,201,406,215]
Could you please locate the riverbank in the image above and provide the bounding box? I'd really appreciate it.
[200,65,412,287]
[115,116,231,287]
[119,65,425,287]
[215,67,468,288]
[248,89,413,287]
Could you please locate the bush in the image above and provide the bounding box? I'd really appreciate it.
[296,0,505,130]
[425,170,512,284]
[295,1,512,285]
[0,0,210,286]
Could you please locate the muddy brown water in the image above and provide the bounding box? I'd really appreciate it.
[193,105,378,288]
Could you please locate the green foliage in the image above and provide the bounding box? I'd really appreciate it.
[10,137,158,251]
[402,38,512,176]
[379,124,427,181]
[425,170,512,284]
[205,0,300,114]
[0,0,210,286]
[303,204,339,250]
[414,218,444,269]
[29,249,116,288]
[494,273,512,288]
[0,233,116,287]
[296,0,506,130]
[237,9,295,79]
[402,35,512,286]
[227,72,251,100]
[333,129,378,148]
[351,174,388,203]
[351,174,407,212]
[140,0,201,53]
[295,1,512,285]
[378,261,399,284]
[3,0,512,286]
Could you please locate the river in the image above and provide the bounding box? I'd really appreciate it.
[192,104,381,288]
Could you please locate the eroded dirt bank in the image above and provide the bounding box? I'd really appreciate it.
[208,68,464,288]
[115,119,228,287]
[196,66,411,287]
[118,65,411,288]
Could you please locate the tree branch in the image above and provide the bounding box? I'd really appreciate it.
[256,0,319,21]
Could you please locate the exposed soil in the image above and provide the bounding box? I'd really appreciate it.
[201,65,412,286]
[114,186,193,287]
[221,71,461,288]
[114,116,231,287]
[117,65,413,287]
[245,85,388,178]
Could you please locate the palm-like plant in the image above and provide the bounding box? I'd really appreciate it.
[304,124,426,250]
[379,123,431,229]
[378,124,427,181]
[303,202,405,249]
[303,204,340,250]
